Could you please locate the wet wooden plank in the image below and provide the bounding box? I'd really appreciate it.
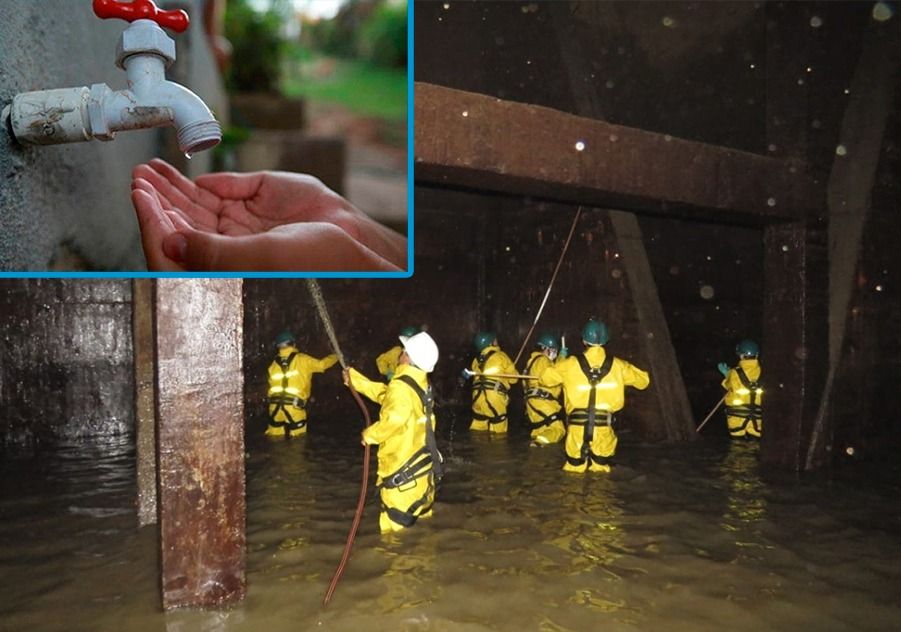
[133,279,157,527]
[155,279,246,609]
[415,82,815,222]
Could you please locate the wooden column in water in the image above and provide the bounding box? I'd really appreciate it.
[760,2,828,471]
[133,279,157,527]
[155,279,246,608]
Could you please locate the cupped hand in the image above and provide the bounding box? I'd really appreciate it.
[130,159,406,271]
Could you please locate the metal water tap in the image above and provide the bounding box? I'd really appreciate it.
[4,0,221,156]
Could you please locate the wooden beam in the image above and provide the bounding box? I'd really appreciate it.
[132,279,157,527]
[155,279,246,609]
[415,82,815,222]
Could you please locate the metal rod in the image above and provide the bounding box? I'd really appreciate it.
[695,396,726,433]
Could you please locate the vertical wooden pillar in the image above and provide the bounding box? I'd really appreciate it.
[155,279,246,609]
[133,279,157,527]
[761,223,827,471]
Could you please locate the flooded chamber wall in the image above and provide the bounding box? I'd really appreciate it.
[0,280,134,445]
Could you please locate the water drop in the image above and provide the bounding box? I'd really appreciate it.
[767,197,776,207]
[662,16,675,27]
[873,2,893,21]
[575,141,586,151]
[835,145,847,156]
[699,285,715,300]
[184,152,193,160]
[810,15,823,27]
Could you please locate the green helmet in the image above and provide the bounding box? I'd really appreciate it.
[399,326,419,338]
[735,339,759,358]
[473,331,496,352]
[536,332,559,351]
[582,319,609,346]
[275,330,295,347]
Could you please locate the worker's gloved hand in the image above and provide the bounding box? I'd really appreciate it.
[130,159,407,272]
[717,362,730,376]
[457,368,470,388]
[385,371,394,381]
[559,346,569,359]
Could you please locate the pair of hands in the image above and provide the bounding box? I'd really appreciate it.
[717,362,730,376]
[131,159,407,272]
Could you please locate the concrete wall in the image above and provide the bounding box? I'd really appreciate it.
[0,0,226,271]
[0,280,133,446]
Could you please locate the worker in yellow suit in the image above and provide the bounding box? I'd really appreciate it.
[718,339,763,439]
[376,326,419,381]
[345,331,442,533]
[466,332,518,433]
[539,319,649,473]
[266,330,338,438]
[524,332,566,447]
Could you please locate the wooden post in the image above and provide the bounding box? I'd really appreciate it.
[132,279,157,527]
[155,279,246,609]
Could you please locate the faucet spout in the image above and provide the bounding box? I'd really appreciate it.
[107,53,221,155]
[6,21,221,155]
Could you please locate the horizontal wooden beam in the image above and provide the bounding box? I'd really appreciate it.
[414,82,817,222]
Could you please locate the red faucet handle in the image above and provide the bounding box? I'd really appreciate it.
[93,0,190,33]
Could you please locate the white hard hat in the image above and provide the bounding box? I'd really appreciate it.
[400,332,439,373]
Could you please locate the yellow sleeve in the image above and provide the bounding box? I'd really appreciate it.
[620,359,650,390]
[348,367,387,405]
[310,354,338,373]
[539,360,565,388]
[375,346,400,376]
[500,352,518,384]
[361,382,410,445]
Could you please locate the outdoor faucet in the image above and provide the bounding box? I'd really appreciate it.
[3,0,221,157]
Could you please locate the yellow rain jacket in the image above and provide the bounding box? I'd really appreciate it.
[524,351,565,445]
[350,364,440,533]
[722,358,763,438]
[375,344,404,380]
[266,346,338,437]
[540,346,649,472]
[470,344,518,433]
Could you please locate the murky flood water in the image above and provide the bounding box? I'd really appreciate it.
[2,409,901,632]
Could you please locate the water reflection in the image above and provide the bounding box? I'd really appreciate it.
[2,416,901,630]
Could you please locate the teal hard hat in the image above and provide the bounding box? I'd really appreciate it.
[274,330,295,346]
[474,331,496,352]
[736,339,759,358]
[536,332,559,350]
[399,326,419,338]
[582,319,609,346]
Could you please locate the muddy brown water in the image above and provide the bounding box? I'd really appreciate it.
[2,408,900,631]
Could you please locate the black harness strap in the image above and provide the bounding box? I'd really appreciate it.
[472,350,508,424]
[395,375,443,482]
[725,367,763,434]
[268,352,306,433]
[572,352,615,463]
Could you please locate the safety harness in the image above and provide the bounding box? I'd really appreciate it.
[725,367,762,436]
[380,375,443,528]
[524,354,563,430]
[566,352,616,467]
[268,352,307,434]
[471,349,509,426]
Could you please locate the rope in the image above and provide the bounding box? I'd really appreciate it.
[305,280,371,607]
[512,207,583,366]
